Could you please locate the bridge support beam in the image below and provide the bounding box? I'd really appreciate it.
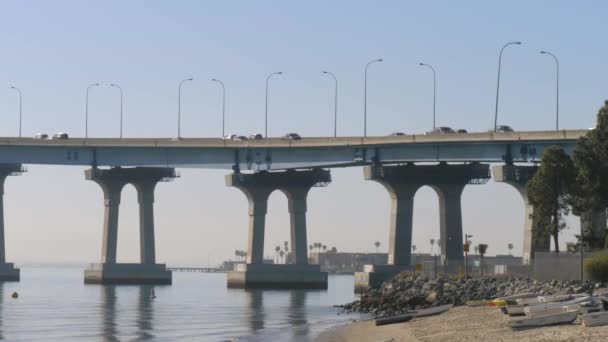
[84,167,176,285]
[493,165,550,265]
[0,164,24,281]
[226,169,330,289]
[355,163,490,291]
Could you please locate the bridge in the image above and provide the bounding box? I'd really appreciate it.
[0,129,600,290]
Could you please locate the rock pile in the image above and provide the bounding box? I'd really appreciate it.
[342,274,601,316]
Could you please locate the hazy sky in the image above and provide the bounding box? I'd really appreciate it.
[0,1,605,266]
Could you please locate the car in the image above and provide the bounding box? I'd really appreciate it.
[52,132,69,140]
[34,133,48,140]
[282,133,302,140]
[249,133,264,140]
[426,126,455,134]
[222,134,238,140]
[233,135,248,141]
[495,125,514,132]
[457,129,468,134]
[389,132,406,136]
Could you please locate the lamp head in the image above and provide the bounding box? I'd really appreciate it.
[187,77,194,81]
[540,50,547,54]
[276,72,283,75]
[377,58,383,62]
[514,41,522,45]
[419,62,425,66]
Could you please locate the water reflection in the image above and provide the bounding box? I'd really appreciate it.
[101,285,155,341]
[137,286,155,340]
[101,286,118,342]
[246,290,265,333]
[288,290,309,338]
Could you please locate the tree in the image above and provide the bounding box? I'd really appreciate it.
[309,245,313,252]
[474,245,479,255]
[572,101,608,248]
[275,245,281,264]
[412,245,417,254]
[478,244,488,275]
[374,241,380,252]
[322,245,327,253]
[279,250,285,264]
[527,146,576,253]
[507,243,514,256]
[430,238,435,254]
[330,246,337,253]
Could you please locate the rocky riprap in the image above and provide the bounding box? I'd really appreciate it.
[341,274,602,316]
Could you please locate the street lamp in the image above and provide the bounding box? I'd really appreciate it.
[177,77,194,139]
[265,72,282,138]
[364,58,383,137]
[9,86,22,138]
[540,50,560,131]
[109,84,123,138]
[322,71,338,137]
[419,62,437,130]
[211,79,226,137]
[85,83,101,139]
[464,234,473,279]
[494,41,522,132]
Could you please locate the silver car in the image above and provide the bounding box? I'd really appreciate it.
[426,127,455,134]
[34,133,48,140]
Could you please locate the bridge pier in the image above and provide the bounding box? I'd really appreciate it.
[226,169,330,289]
[493,165,550,264]
[84,167,176,285]
[355,163,490,291]
[0,164,24,281]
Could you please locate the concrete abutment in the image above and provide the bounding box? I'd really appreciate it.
[226,169,330,289]
[0,164,24,281]
[355,163,490,291]
[84,167,176,285]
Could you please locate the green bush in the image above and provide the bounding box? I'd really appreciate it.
[585,253,608,282]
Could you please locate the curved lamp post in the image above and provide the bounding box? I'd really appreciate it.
[494,41,522,132]
[109,84,123,138]
[540,50,560,131]
[177,77,194,139]
[364,58,383,137]
[85,83,101,139]
[211,79,226,137]
[265,72,282,138]
[9,86,22,138]
[419,62,437,130]
[322,71,338,137]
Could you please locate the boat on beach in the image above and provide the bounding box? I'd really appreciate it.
[374,303,453,326]
[509,310,579,329]
[582,311,608,327]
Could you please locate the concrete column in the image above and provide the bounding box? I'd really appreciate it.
[435,184,465,267]
[246,192,270,265]
[286,189,310,265]
[134,181,157,265]
[100,181,125,264]
[0,164,23,276]
[0,175,7,265]
[493,165,549,264]
[385,184,420,266]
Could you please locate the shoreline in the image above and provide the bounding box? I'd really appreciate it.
[315,306,608,342]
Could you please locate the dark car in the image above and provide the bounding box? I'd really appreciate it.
[249,133,264,140]
[389,132,406,136]
[426,126,455,134]
[495,125,514,132]
[52,132,69,140]
[282,133,302,140]
[457,129,468,134]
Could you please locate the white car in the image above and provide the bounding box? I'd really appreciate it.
[34,133,48,140]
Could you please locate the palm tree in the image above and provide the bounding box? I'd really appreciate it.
[330,246,337,253]
[437,239,441,255]
[412,245,417,254]
[279,250,285,264]
[430,238,435,254]
[309,244,313,253]
[374,241,380,253]
[275,245,281,264]
[508,243,514,256]
[322,245,327,253]
[474,245,479,255]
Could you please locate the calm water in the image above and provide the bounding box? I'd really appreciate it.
[0,267,363,341]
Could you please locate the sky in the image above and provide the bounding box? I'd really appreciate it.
[0,0,605,266]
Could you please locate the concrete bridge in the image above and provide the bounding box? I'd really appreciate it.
[0,129,600,289]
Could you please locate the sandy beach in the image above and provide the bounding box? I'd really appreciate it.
[316,306,608,342]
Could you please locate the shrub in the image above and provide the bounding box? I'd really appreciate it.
[585,253,608,282]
